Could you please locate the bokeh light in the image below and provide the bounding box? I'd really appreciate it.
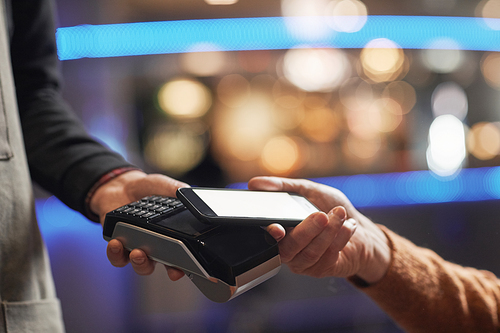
[368,98,403,133]
[476,0,500,30]
[132,10,500,187]
[339,77,374,111]
[261,136,301,174]
[283,48,351,92]
[360,39,405,82]
[300,107,339,142]
[144,124,207,175]
[217,74,251,108]
[422,39,464,73]
[325,0,368,33]
[281,0,332,40]
[272,104,305,130]
[431,81,468,120]
[382,81,416,114]
[427,114,466,177]
[346,107,379,140]
[238,50,272,73]
[180,47,228,77]
[345,133,382,159]
[273,77,307,103]
[212,94,274,162]
[467,122,500,160]
[158,78,212,119]
[481,52,500,90]
[272,79,306,130]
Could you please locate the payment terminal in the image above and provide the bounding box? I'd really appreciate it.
[103,195,281,303]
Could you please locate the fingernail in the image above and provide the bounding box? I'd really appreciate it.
[344,218,357,230]
[331,206,346,220]
[109,243,120,254]
[131,256,145,265]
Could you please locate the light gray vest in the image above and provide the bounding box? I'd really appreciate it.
[0,1,65,332]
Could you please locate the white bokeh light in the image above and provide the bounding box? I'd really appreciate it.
[325,0,368,33]
[281,0,333,40]
[422,39,464,73]
[283,48,350,92]
[476,0,500,30]
[427,115,466,177]
[431,81,468,120]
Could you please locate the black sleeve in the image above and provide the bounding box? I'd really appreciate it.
[10,0,135,214]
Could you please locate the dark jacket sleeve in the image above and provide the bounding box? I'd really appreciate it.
[9,0,134,215]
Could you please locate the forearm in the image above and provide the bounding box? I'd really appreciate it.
[11,0,134,214]
[351,226,500,332]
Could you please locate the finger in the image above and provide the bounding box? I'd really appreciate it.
[330,218,357,252]
[129,174,191,200]
[278,211,329,262]
[266,223,286,242]
[165,266,185,281]
[107,239,130,267]
[248,176,311,195]
[301,219,357,278]
[287,207,347,270]
[129,248,156,276]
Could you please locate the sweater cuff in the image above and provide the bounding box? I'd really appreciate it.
[84,166,141,222]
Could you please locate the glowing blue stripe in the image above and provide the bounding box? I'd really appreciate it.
[35,167,500,238]
[56,15,500,60]
[228,166,500,208]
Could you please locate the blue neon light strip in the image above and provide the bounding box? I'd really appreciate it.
[313,167,500,208]
[56,15,500,60]
[229,167,500,208]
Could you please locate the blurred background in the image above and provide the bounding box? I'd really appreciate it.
[37,0,500,332]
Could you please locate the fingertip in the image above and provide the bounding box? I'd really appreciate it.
[266,223,286,241]
[248,176,281,191]
[166,266,185,281]
[329,206,347,221]
[130,249,156,275]
[129,249,146,265]
[108,239,122,254]
[344,218,357,234]
[107,239,129,267]
[311,211,329,229]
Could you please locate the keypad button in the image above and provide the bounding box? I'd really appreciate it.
[113,196,185,221]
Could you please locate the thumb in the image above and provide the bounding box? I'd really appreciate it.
[266,223,286,242]
[248,176,284,191]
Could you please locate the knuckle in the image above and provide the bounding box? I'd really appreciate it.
[288,264,306,275]
[300,247,320,262]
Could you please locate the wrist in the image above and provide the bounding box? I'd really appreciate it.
[87,168,145,223]
[354,221,392,285]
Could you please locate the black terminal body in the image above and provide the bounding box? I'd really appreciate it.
[103,196,281,302]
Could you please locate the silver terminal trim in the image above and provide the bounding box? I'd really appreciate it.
[110,222,281,303]
[189,255,281,303]
[112,222,210,278]
[231,256,281,300]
